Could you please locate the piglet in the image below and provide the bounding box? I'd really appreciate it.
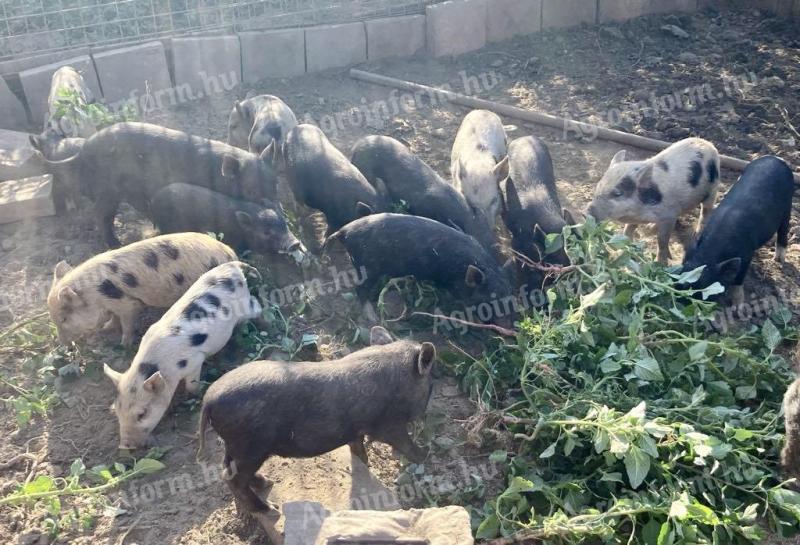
[104,261,262,450]
[150,184,305,260]
[197,326,435,529]
[326,213,515,328]
[350,135,498,255]
[500,136,572,287]
[48,233,237,346]
[680,155,794,305]
[586,137,721,264]
[227,94,297,161]
[451,110,509,222]
[283,124,386,236]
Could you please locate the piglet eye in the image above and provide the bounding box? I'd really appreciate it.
[136,410,147,422]
[611,188,624,198]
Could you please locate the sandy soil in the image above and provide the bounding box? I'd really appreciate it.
[1,6,799,545]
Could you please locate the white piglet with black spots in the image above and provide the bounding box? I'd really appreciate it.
[103,261,262,450]
[585,137,721,264]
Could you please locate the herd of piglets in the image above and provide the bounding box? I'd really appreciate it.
[31,65,799,527]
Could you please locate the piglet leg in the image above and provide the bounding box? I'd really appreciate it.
[117,300,144,347]
[655,219,677,265]
[730,285,745,307]
[776,212,790,264]
[624,224,638,240]
[373,424,428,464]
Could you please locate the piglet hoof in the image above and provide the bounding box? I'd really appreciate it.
[775,246,787,265]
[252,510,283,545]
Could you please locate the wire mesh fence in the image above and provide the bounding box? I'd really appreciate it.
[0,0,440,61]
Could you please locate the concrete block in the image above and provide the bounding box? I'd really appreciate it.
[240,29,306,81]
[305,23,367,72]
[487,0,542,42]
[0,175,55,224]
[172,36,242,97]
[542,0,597,28]
[365,15,427,60]
[0,128,46,182]
[0,48,91,79]
[600,0,695,22]
[19,55,101,127]
[426,0,488,57]
[92,41,172,105]
[0,78,28,131]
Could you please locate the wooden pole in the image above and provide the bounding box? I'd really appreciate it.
[349,68,800,184]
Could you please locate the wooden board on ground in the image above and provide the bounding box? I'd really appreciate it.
[0,174,55,224]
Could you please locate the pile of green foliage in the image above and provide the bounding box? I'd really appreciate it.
[50,88,135,133]
[459,219,799,544]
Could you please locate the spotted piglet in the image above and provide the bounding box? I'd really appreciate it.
[48,233,237,347]
[104,261,262,449]
[586,137,721,264]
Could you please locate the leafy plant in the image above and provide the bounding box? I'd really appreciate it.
[458,218,799,543]
[1,454,165,537]
[50,87,135,134]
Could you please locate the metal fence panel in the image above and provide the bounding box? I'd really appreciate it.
[0,0,439,60]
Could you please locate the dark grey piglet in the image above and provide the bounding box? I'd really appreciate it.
[681,155,794,305]
[198,326,436,524]
[283,124,386,236]
[38,122,278,248]
[149,184,304,259]
[500,136,573,287]
[350,135,498,256]
[327,213,515,328]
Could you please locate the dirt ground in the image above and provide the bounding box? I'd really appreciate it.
[1,6,800,545]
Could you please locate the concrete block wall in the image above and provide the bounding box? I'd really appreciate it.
[5,0,793,132]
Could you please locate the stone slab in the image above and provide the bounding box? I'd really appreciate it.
[599,0,696,22]
[487,0,543,42]
[0,77,28,131]
[284,502,473,545]
[305,23,367,72]
[19,55,102,126]
[92,41,172,106]
[172,36,242,97]
[426,0,488,57]
[365,15,427,60]
[0,174,55,224]
[240,29,306,81]
[542,0,597,28]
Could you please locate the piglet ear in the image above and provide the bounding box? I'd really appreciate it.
[54,260,72,281]
[143,371,166,394]
[235,211,254,229]
[464,265,486,288]
[610,149,628,165]
[716,257,742,284]
[29,134,42,152]
[493,156,510,183]
[416,342,436,375]
[562,208,577,225]
[103,364,123,387]
[221,155,241,179]
[259,140,275,164]
[501,177,521,213]
[58,285,80,303]
[369,326,393,346]
[356,201,374,218]
[634,163,655,187]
